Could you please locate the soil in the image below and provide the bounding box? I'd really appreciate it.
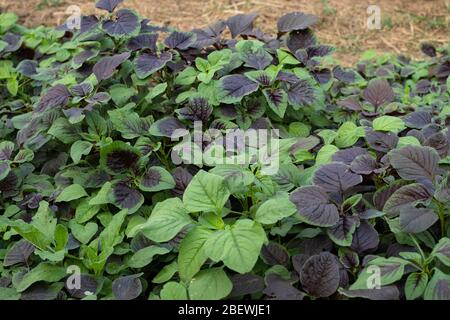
[1,0,448,66]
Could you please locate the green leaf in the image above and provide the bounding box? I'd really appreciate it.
[178,227,213,282]
[138,166,175,192]
[0,287,20,300]
[277,49,299,65]
[69,220,98,244]
[160,282,188,300]
[174,67,198,86]
[424,269,450,300]
[315,144,339,165]
[145,83,168,102]
[89,182,112,206]
[373,116,406,133]
[48,118,81,144]
[255,193,297,225]
[431,237,450,267]
[204,219,267,273]
[183,170,230,213]
[109,85,137,106]
[127,246,170,268]
[70,141,93,164]
[153,261,178,284]
[350,257,407,290]
[15,263,66,292]
[129,198,193,242]
[405,272,428,300]
[188,268,232,300]
[6,77,18,96]
[56,184,88,202]
[335,122,364,148]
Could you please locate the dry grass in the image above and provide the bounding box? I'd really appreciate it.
[1,0,449,65]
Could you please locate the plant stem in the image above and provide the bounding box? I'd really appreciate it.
[409,234,426,262]
[436,201,446,237]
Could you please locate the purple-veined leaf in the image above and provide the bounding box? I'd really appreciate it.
[139,166,175,193]
[300,252,340,298]
[230,274,264,297]
[365,128,398,153]
[289,186,339,227]
[35,85,70,112]
[313,162,362,194]
[93,52,130,81]
[403,111,432,129]
[399,206,438,234]
[112,274,142,300]
[363,79,395,108]
[424,131,449,158]
[176,97,213,123]
[219,75,259,103]
[287,29,317,52]
[95,0,123,12]
[111,181,144,213]
[350,154,386,175]
[127,33,158,52]
[4,240,34,267]
[100,141,140,174]
[263,274,305,300]
[388,145,439,182]
[332,147,368,165]
[383,183,432,216]
[16,60,38,77]
[260,242,289,267]
[333,66,359,84]
[339,286,399,300]
[327,216,360,246]
[277,12,318,32]
[165,31,196,50]
[351,221,379,253]
[171,167,193,197]
[134,51,172,79]
[102,9,140,36]
[79,15,99,34]
[287,79,319,108]
[65,274,98,298]
[226,13,258,38]
[149,116,186,138]
[263,88,288,118]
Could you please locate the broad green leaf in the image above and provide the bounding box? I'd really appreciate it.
[70,141,93,164]
[335,122,365,148]
[129,198,193,242]
[153,261,178,284]
[178,227,213,282]
[204,219,267,273]
[255,193,297,225]
[188,268,232,300]
[405,272,428,300]
[56,184,88,202]
[183,170,230,213]
[373,116,405,133]
[127,246,170,268]
[424,269,450,300]
[69,220,98,244]
[15,263,66,292]
[431,238,450,267]
[350,257,407,290]
[160,282,188,300]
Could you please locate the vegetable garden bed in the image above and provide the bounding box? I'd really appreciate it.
[0,0,449,300]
